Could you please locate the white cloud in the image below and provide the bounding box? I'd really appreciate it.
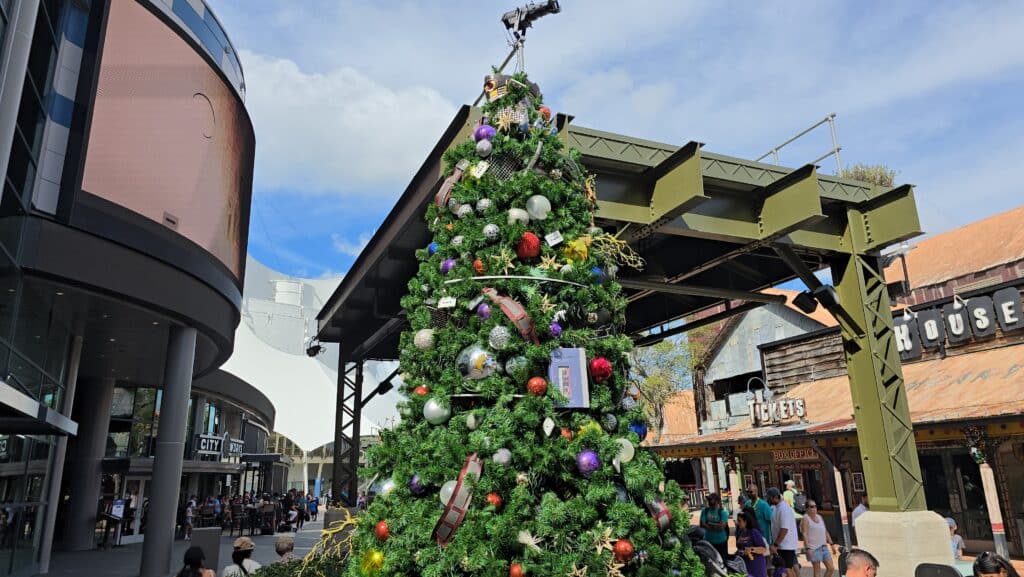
[240,50,457,195]
[331,232,372,257]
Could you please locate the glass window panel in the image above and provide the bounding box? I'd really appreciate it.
[133,388,158,423]
[107,432,128,458]
[129,423,152,457]
[110,388,134,418]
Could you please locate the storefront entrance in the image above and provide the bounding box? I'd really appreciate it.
[114,477,149,545]
[920,448,992,552]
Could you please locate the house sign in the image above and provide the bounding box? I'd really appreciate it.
[893,287,1024,361]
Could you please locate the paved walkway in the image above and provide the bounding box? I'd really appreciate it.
[42,519,327,576]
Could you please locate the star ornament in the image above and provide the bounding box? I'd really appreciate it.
[567,562,589,577]
[539,294,557,314]
[538,254,560,270]
[496,110,515,133]
[490,248,516,275]
[593,526,614,554]
[604,557,626,577]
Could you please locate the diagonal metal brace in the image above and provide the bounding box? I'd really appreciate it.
[774,244,864,336]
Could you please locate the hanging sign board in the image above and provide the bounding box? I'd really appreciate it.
[748,398,807,426]
[196,434,223,456]
[894,287,1024,361]
[228,439,244,456]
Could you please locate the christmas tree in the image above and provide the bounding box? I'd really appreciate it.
[340,70,705,577]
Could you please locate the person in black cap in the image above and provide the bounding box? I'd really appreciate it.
[177,546,214,577]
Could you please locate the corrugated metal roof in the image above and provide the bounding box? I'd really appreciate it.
[886,204,1024,289]
[655,343,1024,449]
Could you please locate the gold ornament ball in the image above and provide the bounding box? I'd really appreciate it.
[361,549,385,574]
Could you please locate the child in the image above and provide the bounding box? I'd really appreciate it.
[946,517,965,560]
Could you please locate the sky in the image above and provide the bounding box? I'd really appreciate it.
[207,0,1024,281]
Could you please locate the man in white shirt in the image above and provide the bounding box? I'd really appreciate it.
[767,487,800,577]
[851,493,869,528]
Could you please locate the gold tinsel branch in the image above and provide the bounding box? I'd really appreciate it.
[296,507,358,577]
[590,233,645,271]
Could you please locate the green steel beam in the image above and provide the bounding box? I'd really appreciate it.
[847,185,921,252]
[618,142,708,242]
[829,206,925,513]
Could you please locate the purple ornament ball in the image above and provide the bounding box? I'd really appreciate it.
[549,321,562,338]
[576,449,601,476]
[477,303,492,320]
[441,258,457,274]
[409,474,426,495]
[474,124,497,142]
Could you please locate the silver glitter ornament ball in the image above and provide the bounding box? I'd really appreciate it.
[475,139,493,158]
[476,198,493,213]
[603,413,618,432]
[447,198,461,213]
[451,235,464,247]
[488,325,511,350]
[483,223,500,241]
[456,204,474,219]
[620,396,638,411]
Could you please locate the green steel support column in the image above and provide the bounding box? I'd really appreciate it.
[829,209,925,513]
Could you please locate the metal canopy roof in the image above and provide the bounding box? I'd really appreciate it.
[316,105,921,360]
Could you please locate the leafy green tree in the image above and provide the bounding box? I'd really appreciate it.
[630,339,694,444]
[840,163,896,187]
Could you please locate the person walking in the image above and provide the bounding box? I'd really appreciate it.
[801,500,835,577]
[736,508,769,577]
[782,480,804,525]
[746,484,773,543]
[308,494,319,521]
[843,549,879,577]
[177,546,215,577]
[766,487,800,577]
[221,537,261,577]
[700,493,730,560]
[183,496,196,541]
[296,492,308,530]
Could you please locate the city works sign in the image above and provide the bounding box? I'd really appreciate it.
[894,287,1024,361]
[196,434,224,456]
[748,398,807,426]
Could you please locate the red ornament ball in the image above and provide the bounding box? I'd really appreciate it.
[538,106,552,122]
[527,376,548,396]
[560,427,574,441]
[509,563,524,577]
[374,520,390,541]
[614,538,634,561]
[413,385,430,396]
[589,356,613,382]
[517,232,541,259]
[473,258,485,274]
[486,491,503,509]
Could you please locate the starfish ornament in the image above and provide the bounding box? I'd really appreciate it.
[496,110,515,133]
[538,254,560,270]
[489,248,516,275]
[583,175,598,204]
[593,526,614,555]
[518,530,543,553]
[540,294,557,314]
[567,562,589,577]
[604,557,625,577]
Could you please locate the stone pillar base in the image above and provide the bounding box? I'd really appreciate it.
[855,510,952,577]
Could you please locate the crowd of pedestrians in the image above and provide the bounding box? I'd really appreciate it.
[701,482,1017,577]
[179,489,321,539]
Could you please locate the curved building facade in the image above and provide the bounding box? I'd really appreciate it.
[0,1,254,575]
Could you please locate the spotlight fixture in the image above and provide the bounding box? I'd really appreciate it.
[812,284,840,309]
[952,294,968,310]
[501,0,561,40]
[305,340,324,357]
[902,307,916,322]
[792,291,818,314]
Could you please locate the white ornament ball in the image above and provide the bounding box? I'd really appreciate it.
[423,398,451,425]
[492,448,512,466]
[475,139,493,158]
[525,195,552,220]
[476,198,493,213]
[452,235,464,247]
[379,478,396,497]
[616,438,636,464]
[488,325,511,350]
[440,480,458,505]
[466,413,480,431]
[413,328,435,350]
[507,208,530,225]
[483,223,500,241]
[456,204,474,219]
